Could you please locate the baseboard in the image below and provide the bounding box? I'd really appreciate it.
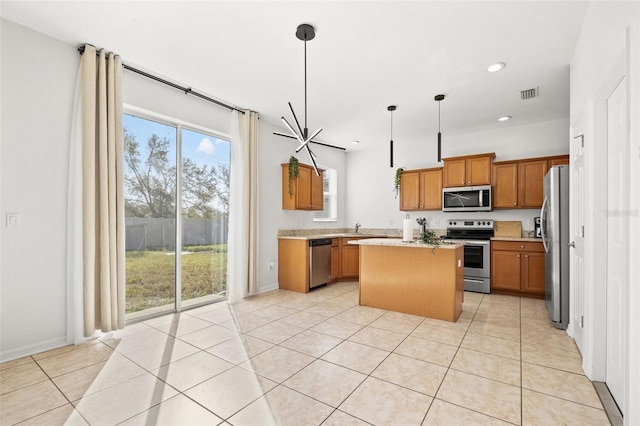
[0,336,69,363]
[593,381,623,426]
[256,283,279,294]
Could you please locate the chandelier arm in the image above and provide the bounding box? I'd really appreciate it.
[281,117,304,142]
[295,127,323,153]
[288,102,305,137]
[273,131,346,151]
[305,145,320,176]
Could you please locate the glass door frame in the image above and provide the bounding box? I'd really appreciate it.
[123,104,231,320]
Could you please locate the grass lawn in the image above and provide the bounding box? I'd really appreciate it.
[125,245,227,313]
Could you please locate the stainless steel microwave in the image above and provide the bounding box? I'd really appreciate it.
[442,185,492,212]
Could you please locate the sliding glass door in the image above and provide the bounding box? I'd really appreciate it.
[180,128,230,308]
[123,113,229,319]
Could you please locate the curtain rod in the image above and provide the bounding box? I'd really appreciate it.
[77,45,245,115]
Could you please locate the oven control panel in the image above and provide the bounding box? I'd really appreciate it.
[447,219,494,229]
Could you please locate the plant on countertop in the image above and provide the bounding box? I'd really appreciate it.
[420,229,441,254]
[394,167,404,198]
[288,155,300,197]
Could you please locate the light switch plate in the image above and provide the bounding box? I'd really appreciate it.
[6,213,19,227]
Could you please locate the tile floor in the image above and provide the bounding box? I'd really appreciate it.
[1,282,611,425]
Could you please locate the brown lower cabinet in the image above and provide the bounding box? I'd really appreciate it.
[330,239,340,283]
[491,240,545,297]
[336,236,377,281]
[279,236,381,292]
[341,244,360,279]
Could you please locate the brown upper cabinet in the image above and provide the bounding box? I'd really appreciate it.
[442,153,495,187]
[281,162,324,210]
[399,168,443,211]
[492,154,569,209]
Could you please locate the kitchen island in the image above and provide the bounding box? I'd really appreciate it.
[349,238,464,322]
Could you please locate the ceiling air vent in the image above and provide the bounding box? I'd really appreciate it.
[521,87,539,100]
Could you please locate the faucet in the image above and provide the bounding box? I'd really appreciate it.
[355,223,361,233]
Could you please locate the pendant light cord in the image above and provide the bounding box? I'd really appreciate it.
[304,38,308,138]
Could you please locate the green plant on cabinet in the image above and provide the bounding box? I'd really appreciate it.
[288,155,300,197]
[394,167,404,199]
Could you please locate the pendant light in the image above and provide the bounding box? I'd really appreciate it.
[388,105,396,167]
[273,23,345,176]
[435,94,445,162]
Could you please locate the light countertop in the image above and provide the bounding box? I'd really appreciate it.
[278,233,387,240]
[491,236,543,243]
[349,238,464,249]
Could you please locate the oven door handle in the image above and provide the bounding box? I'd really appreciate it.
[464,240,490,245]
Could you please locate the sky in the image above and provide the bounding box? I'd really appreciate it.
[123,113,230,170]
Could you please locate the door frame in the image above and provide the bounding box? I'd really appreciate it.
[583,33,635,418]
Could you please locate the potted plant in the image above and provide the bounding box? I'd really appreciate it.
[420,228,441,254]
[394,167,404,199]
[288,155,300,197]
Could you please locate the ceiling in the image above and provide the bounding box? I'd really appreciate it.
[1,1,588,152]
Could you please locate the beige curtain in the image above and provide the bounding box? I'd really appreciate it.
[228,110,260,303]
[80,45,125,335]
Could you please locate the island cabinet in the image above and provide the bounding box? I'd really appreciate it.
[281,163,324,210]
[355,239,464,322]
[399,168,443,211]
[491,240,545,297]
[442,153,495,188]
[492,155,569,209]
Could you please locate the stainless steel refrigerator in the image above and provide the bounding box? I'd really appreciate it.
[540,165,570,329]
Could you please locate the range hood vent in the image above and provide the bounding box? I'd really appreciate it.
[521,87,539,100]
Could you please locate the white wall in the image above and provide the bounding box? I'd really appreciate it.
[569,2,640,424]
[257,122,347,292]
[0,19,348,360]
[345,118,569,232]
[1,19,77,360]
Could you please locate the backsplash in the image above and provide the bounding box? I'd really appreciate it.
[277,227,447,238]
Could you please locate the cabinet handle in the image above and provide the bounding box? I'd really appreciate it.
[520,245,524,248]
[517,254,520,258]
[525,255,529,258]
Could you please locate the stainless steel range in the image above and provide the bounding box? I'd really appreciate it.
[442,219,494,294]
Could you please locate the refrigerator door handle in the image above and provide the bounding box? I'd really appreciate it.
[540,196,549,253]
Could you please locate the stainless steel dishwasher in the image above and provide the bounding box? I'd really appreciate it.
[309,238,332,289]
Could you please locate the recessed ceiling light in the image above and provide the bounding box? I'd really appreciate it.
[498,116,512,122]
[488,62,506,73]
[352,140,360,145]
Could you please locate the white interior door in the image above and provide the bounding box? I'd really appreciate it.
[606,75,628,412]
[569,132,585,352]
